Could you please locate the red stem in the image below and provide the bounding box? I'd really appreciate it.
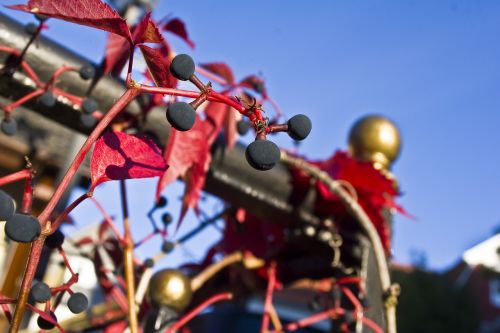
[195,67,229,86]
[38,88,140,225]
[45,65,78,89]
[51,192,92,232]
[0,169,32,187]
[0,46,43,86]
[20,176,33,214]
[3,89,44,113]
[260,262,277,333]
[9,89,140,333]
[90,197,124,242]
[165,293,233,333]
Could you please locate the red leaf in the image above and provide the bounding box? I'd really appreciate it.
[103,33,130,75]
[204,101,238,149]
[90,131,167,190]
[8,0,131,40]
[239,75,266,95]
[156,117,212,225]
[163,18,195,49]
[139,45,177,88]
[199,63,234,85]
[132,12,164,45]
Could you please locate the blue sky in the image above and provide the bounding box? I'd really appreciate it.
[3,0,500,270]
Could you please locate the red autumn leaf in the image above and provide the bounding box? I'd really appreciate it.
[163,18,195,49]
[90,131,167,190]
[103,33,130,75]
[240,75,266,95]
[204,101,238,149]
[8,0,131,41]
[156,116,212,225]
[139,45,177,88]
[199,62,234,85]
[132,12,164,45]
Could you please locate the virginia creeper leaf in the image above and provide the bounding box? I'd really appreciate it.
[103,33,130,75]
[8,0,131,40]
[139,45,177,88]
[163,18,195,48]
[204,101,238,149]
[156,116,212,226]
[199,62,234,85]
[90,131,167,190]
[132,12,164,45]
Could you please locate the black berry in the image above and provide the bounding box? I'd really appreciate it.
[236,120,250,136]
[253,81,265,94]
[38,92,56,108]
[162,213,173,226]
[37,311,57,330]
[79,64,95,81]
[31,281,51,303]
[1,118,17,136]
[24,22,38,35]
[81,98,98,114]
[287,114,312,141]
[144,258,155,268]
[0,190,15,221]
[80,114,96,128]
[245,139,280,171]
[67,292,88,314]
[156,196,168,208]
[170,54,195,81]
[5,214,41,243]
[166,102,195,131]
[46,229,65,249]
[161,241,175,253]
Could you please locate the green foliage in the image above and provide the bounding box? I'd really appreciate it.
[392,268,479,333]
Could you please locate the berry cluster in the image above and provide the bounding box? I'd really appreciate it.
[167,53,312,171]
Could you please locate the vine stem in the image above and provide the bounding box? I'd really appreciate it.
[260,262,277,333]
[0,169,32,187]
[120,180,138,333]
[8,88,140,333]
[164,292,233,333]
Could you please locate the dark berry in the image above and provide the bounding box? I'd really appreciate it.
[5,214,41,243]
[24,22,38,35]
[38,92,56,108]
[31,281,51,303]
[0,190,15,221]
[1,118,17,136]
[245,139,280,171]
[161,213,173,226]
[287,114,312,141]
[79,64,95,81]
[166,102,195,131]
[161,241,175,254]
[170,54,195,81]
[80,114,96,128]
[156,196,168,208]
[37,311,57,330]
[81,98,98,114]
[46,229,65,249]
[67,292,88,314]
[236,120,250,136]
[35,13,48,21]
[144,258,155,268]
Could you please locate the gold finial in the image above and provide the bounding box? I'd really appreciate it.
[348,115,401,170]
[148,269,192,311]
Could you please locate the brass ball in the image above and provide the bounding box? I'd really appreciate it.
[148,269,192,311]
[348,115,401,170]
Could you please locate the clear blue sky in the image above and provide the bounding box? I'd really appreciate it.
[3,0,500,271]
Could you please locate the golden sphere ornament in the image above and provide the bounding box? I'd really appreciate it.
[348,115,401,170]
[148,269,192,311]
